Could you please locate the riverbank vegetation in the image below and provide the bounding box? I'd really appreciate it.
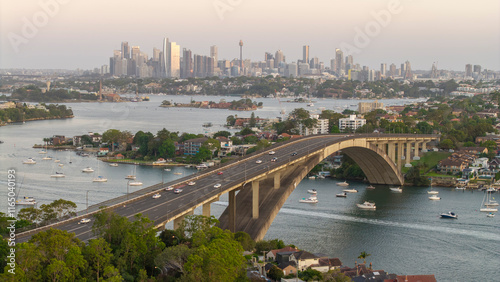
[0,103,73,123]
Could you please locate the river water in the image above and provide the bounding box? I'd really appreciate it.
[0,95,498,281]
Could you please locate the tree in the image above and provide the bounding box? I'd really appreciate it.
[214,131,231,138]
[357,251,371,264]
[239,127,254,136]
[299,268,322,281]
[267,265,284,281]
[439,139,454,150]
[46,259,72,282]
[84,238,113,281]
[49,199,77,219]
[322,269,353,282]
[102,129,122,151]
[234,231,255,251]
[155,244,194,276]
[249,112,256,127]
[159,139,176,158]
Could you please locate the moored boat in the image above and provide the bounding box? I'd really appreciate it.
[357,201,376,210]
[336,181,349,186]
[299,196,318,203]
[109,163,118,167]
[343,188,358,193]
[366,185,375,190]
[336,192,347,198]
[23,158,37,164]
[50,172,65,178]
[487,213,495,218]
[129,181,143,186]
[82,167,94,173]
[307,189,317,194]
[390,187,402,193]
[429,195,441,200]
[440,211,457,219]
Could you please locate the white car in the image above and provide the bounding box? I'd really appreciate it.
[165,186,174,191]
[256,159,263,164]
[268,151,276,155]
[152,193,161,199]
[174,188,183,194]
[188,181,196,186]
[214,183,222,188]
[79,218,91,224]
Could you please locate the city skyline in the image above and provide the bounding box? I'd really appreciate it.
[1,0,499,71]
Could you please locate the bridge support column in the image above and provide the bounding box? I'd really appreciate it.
[252,181,259,219]
[173,209,194,230]
[422,141,427,152]
[406,142,412,165]
[397,142,404,170]
[414,142,421,159]
[228,190,236,232]
[274,172,281,189]
[388,142,396,163]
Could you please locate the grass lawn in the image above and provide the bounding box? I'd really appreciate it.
[401,151,451,174]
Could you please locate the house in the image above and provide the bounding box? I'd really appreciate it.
[51,135,66,145]
[183,137,209,156]
[290,250,319,271]
[266,246,299,261]
[88,133,102,143]
[216,136,234,156]
[310,258,342,272]
[73,135,82,146]
[98,148,109,156]
[277,262,297,276]
[459,147,488,155]
[115,153,124,159]
[392,275,437,282]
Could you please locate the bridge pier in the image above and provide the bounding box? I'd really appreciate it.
[388,141,396,163]
[406,142,411,165]
[252,180,259,219]
[202,197,219,217]
[274,172,281,189]
[228,189,236,233]
[397,142,404,170]
[414,141,421,159]
[173,209,194,230]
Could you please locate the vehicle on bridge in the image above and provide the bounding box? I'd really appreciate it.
[188,181,196,186]
[268,151,275,155]
[79,218,91,224]
[271,157,278,162]
[217,171,224,175]
[174,188,182,194]
[214,183,221,188]
[152,193,161,199]
[165,186,174,191]
[291,152,298,156]
[256,160,262,164]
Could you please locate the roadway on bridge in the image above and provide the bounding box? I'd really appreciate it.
[18,135,344,242]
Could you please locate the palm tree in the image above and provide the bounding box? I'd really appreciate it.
[358,251,371,264]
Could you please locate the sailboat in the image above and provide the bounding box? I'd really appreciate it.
[92,160,107,182]
[480,191,498,212]
[39,143,47,154]
[125,166,137,180]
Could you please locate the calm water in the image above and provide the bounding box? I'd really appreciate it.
[1,95,498,281]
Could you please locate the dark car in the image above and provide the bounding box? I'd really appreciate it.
[271,157,278,162]
[291,152,298,156]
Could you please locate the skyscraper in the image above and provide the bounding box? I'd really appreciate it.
[381,63,387,76]
[473,65,481,74]
[403,61,413,80]
[121,42,130,59]
[163,38,180,78]
[182,48,193,78]
[465,64,472,77]
[389,63,396,77]
[335,48,344,75]
[303,45,309,65]
[239,40,243,70]
[275,50,284,68]
[210,45,218,63]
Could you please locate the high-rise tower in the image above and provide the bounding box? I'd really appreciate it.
[303,45,309,65]
[239,40,243,70]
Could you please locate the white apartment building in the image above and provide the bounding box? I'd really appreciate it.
[339,115,366,131]
[299,114,329,136]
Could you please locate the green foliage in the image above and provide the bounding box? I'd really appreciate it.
[322,269,352,282]
[11,86,97,102]
[214,130,231,138]
[439,139,454,150]
[234,231,256,251]
[299,268,323,281]
[267,265,284,281]
[255,239,285,254]
[0,103,74,123]
[334,155,366,180]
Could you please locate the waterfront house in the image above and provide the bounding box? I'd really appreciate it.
[277,262,297,276]
[216,137,234,157]
[266,246,299,261]
[391,275,437,282]
[98,148,109,156]
[115,153,124,160]
[310,258,342,272]
[183,137,209,156]
[289,250,319,271]
[51,135,67,145]
[73,136,82,146]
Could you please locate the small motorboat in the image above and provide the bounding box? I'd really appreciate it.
[427,190,439,195]
[357,201,376,210]
[109,163,118,167]
[487,213,495,218]
[343,189,358,193]
[173,172,182,175]
[455,187,466,190]
[50,172,65,178]
[42,156,53,160]
[125,175,136,180]
[54,159,60,163]
[440,212,458,219]
[299,196,318,203]
[429,195,441,200]
[336,192,347,198]
[16,196,36,205]
[82,167,94,173]
[366,185,375,190]
[336,181,349,187]
[390,187,402,193]
[164,168,171,171]
[307,189,317,194]
[129,181,143,186]
[93,176,108,182]
[23,158,37,164]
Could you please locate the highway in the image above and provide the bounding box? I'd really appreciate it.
[17,134,436,242]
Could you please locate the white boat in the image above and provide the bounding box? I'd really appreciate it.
[93,176,108,182]
[307,103,314,107]
[440,211,458,219]
[92,161,107,182]
[299,196,318,203]
[480,191,498,212]
[164,168,171,171]
[308,176,316,180]
[336,192,347,198]
[125,165,138,180]
[429,195,441,200]
[54,159,60,163]
[82,167,94,173]
[109,163,118,167]
[16,196,36,205]
[487,213,495,218]
[129,181,143,186]
[484,200,499,207]
[455,187,466,190]
[42,156,53,160]
[50,172,65,178]
[58,164,64,167]
[357,201,376,210]
[23,158,37,164]
[343,188,358,193]
[390,187,402,193]
[317,175,325,179]
[366,185,375,190]
[196,164,208,169]
[427,190,439,195]
[39,150,47,154]
[307,189,317,194]
[173,172,182,175]
[336,181,349,187]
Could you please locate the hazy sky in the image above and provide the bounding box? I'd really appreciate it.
[1,0,499,71]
